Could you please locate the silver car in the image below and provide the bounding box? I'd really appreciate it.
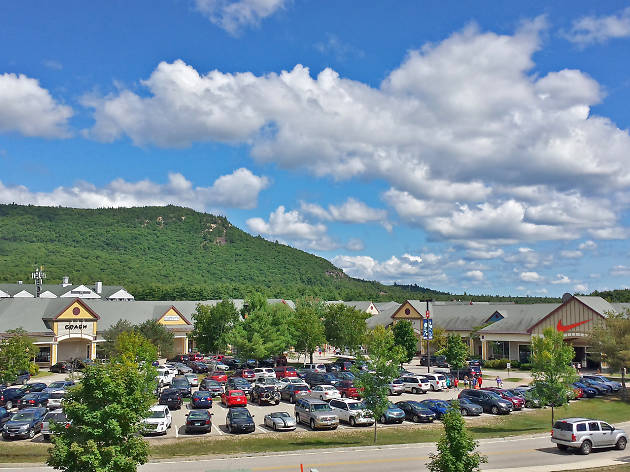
[552,417,627,455]
[295,398,339,430]
[41,409,68,441]
[263,411,297,431]
[388,379,405,395]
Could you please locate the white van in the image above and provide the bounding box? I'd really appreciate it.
[421,373,448,391]
[303,363,327,373]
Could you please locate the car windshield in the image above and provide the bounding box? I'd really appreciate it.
[231,410,251,419]
[312,403,332,411]
[189,411,207,419]
[285,367,296,372]
[407,401,423,408]
[149,410,166,418]
[11,412,34,421]
[486,391,503,400]
[48,382,66,389]
[435,401,449,408]
[195,392,211,398]
[230,391,244,397]
[322,386,335,391]
[172,379,188,386]
[347,402,365,411]
[205,380,220,387]
[392,379,403,385]
[272,412,290,418]
[295,386,309,391]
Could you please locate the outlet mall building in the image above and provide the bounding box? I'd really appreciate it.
[0,280,626,368]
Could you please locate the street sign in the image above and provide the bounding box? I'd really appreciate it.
[425,310,430,319]
[422,319,433,340]
[506,362,511,369]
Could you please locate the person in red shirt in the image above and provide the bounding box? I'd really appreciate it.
[477,375,483,388]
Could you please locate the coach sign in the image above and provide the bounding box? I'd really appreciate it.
[57,321,95,338]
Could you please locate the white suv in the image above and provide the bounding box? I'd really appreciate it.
[156,367,175,386]
[398,375,430,394]
[303,363,327,373]
[141,405,172,436]
[329,398,374,426]
[253,368,276,381]
[422,373,448,391]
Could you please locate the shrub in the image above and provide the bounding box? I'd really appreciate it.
[484,359,509,369]
[519,363,531,370]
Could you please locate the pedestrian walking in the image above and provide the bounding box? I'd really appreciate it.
[496,375,501,387]
[464,375,469,388]
[454,377,459,389]
[477,375,483,388]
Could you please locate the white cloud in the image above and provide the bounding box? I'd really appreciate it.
[579,240,597,250]
[247,205,327,241]
[0,72,72,138]
[465,248,504,260]
[0,168,268,210]
[563,7,630,46]
[520,271,543,282]
[465,270,484,281]
[402,254,423,263]
[610,265,630,277]
[551,274,572,285]
[560,250,583,259]
[194,0,287,35]
[332,254,447,284]
[301,198,392,231]
[84,20,630,246]
[504,247,552,270]
[346,238,364,251]
[574,283,589,293]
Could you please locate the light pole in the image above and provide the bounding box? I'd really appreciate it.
[30,265,46,298]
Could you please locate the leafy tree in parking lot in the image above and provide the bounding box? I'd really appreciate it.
[392,320,417,365]
[47,355,156,472]
[531,327,578,427]
[0,328,39,384]
[135,320,175,359]
[427,404,487,472]
[291,298,327,364]
[439,334,469,379]
[588,310,630,399]
[101,319,134,359]
[113,331,158,364]
[352,325,405,443]
[191,299,239,354]
[323,303,369,353]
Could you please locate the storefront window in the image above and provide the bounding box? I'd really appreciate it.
[490,341,509,359]
[519,344,531,363]
[35,346,51,363]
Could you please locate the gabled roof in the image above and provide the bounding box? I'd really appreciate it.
[573,296,615,316]
[340,301,376,313]
[479,304,559,334]
[366,301,401,328]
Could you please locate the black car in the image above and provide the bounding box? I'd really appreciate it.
[17,392,49,409]
[158,388,183,410]
[199,378,224,396]
[395,401,436,423]
[171,376,192,397]
[226,407,255,434]
[449,398,483,416]
[190,362,209,373]
[24,383,48,393]
[279,384,311,403]
[2,407,47,439]
[0,387,27,410]
[45,381,75,391]
[304,372,329,388]
[458,389,512,415]
[185,410,212,434]
[250,385,280,405]
[49,362,72,374]
[226,378,253,396]
[419,355,449,368]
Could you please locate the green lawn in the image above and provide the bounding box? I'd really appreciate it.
[2,398,628,464]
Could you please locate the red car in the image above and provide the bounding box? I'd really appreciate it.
[188,353,204,362]
[221,389,248,407]
[274,366,298,379]
[235,369,256,380]
[483,388,525,410]
[337,380,361,399]
[208,372,227,383]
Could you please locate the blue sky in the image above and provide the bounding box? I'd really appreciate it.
[2,1,630,297]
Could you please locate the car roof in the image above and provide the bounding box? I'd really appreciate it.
[557,417,595,423]
[150,404,169,411]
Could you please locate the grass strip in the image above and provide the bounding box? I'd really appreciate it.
[1,398,628,464]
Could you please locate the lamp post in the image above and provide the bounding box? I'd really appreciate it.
[30,265,46,298]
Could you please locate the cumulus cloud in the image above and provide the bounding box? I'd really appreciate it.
[300,198,392,231]
[346,238,364,251]
[247,205,327,241]
[574,283,589,293]
[465,270,484,281]
[560,250,583,259]
[0,168,267,210]
[332,254,447,284]
[563,7,630,46]
[579,240,597,250]
[194,0,287,35]
[465,248,504,260]
[0,72,72,138]
[503,247,552,270]
[84,20,630,246]
[520,271,543,282]
[551,274,572,285]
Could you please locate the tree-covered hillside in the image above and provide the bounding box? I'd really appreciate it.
[0,204,560,303]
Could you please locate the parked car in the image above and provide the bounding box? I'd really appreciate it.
[388,379,405,396]
[302,363,327,373]
[274,366,298,379]
[253,368,276,381]
[280,384,311,403]
[141,405,172,435]
[250,385,281,405]
[45,381,75,391]
[207,371,228,384]
[226,407,255,434]
[418,399,451,419]
[455,366,482,379]
[294,398,339,430]
[171,376,192,397]
[213,361,229,371]
[398,375,430,394]
[579,377,611,395]
[24,383,48,393]
[572,382,598,398]
[509,387,542,408]
[17,392,49,409]
[394,401,436,423]
[419,355,449,368]
[199,378,224,396]
[234,369,256,380]
[191,390,213,409]
[2,407,47,439]
[329,398,374,427]
[458,389,512,415]
[184,373,199,387]
[278,377,308,388]
[308,385,341,401]
[49,362,72,373]
[0,387,27,410]
[264,411,297,431]
[221,390,248,408]
[253,377,283,390]
[552,418,627,455]
[337,381,361,399]
[45,390,66,410]
[449,398,482,416]
[0,407,12,428]
[185,409,212,434]
[582,375,621,393]
[422,373,448,391]
[483,388,525,410]
[41,409,69,441]
[379,402,406,424]
[158,388,183,410]
[226,378,253,396]
[189,362,209,373]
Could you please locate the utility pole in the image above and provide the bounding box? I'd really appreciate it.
[31,265,46,298]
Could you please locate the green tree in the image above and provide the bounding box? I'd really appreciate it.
[392,320,417,365]
[135,320,175,359]
[114,331,158,364]
[440,335,469,380]
[292,299,327,364]
[47,357,156,472]
[427,404,487,472]
[353,326,405,443]
[323,303,369,353]
[101,319,134,359]
[531,327,578,426]
[0,328,39,384]
[191,300,239,354]
[588,310,630,399]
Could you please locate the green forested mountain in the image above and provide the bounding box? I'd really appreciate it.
[0,204,560,303]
